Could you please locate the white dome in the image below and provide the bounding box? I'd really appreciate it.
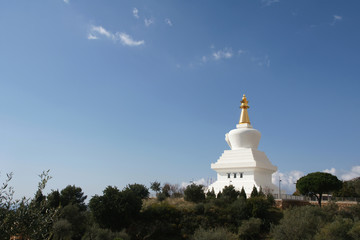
[227,124,261,149]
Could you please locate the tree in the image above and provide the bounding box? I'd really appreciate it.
[60,185,87,211]
[296,172,342,207]
[150,181,161,194]
[250,186,258,198]
[184,184,205,203]
[240,187,247,199]
[221,185,240,202]
[89,186,142,231]
[206,188,216,199]
[124,183,149,199]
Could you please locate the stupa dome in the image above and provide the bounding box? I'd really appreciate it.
[225,94,261,149]
[227,124,261,149]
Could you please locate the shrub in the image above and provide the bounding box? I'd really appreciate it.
[191,227,237,240]
[238,218,262,240]
[184,184,205,203]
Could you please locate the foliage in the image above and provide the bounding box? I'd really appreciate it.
[60,185,87,211]
[150,181,161,193]
[206,188,216,199]
[314,217,354,240]
[296,172,342,207]
[238,217,262,240]
[0,170,58,240]
[81,225,130,240]
[128,201,183,240]
[124,183,149,199]
[221,185,240,202]
[250,186,258,198]
[184,184,205,203]
[191,227,237,240]
[89,186,142,231]
[334,177,360,197]
[271,206,327,240]
[240,187,247,199]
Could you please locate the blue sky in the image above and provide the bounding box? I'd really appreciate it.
[1,0,359,197]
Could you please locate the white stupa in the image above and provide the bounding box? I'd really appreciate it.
[208,94,279,195]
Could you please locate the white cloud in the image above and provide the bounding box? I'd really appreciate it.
[88,25,144,46]
[117,32,145,46]
[333,15,342,21]
[272,170,304,194]
[181,178,208,188]
[331,15,342,26]
[262,0,279,7]
[165,18,173,26]
[90,25,113,39]
[213,48,233,60]
[144,18,154,27]
[323,166,360,181]
[64,0,69,3]
[87,34,98,40]
[133,8,139,19]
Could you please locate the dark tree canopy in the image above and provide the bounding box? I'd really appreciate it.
[296,172,342,207]
[60,185,87,211]
[240,187,247,199]
[184,184,205,203]
[124,183,149,199]
[89,186,142,231]
[250,186,259,198]
[221,185,240,202]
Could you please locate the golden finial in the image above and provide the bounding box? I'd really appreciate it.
[239,94,250,124]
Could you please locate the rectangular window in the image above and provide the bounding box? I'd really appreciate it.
[234,173,237,178]
[227,173,231,178]
[240,172,243,178]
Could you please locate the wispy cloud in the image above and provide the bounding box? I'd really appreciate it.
[213,48,233,60]
[144,18,154,27]
[88,25,144,46]
[165,18,173,26]
[87,34,98,40]
[64,0,69,3]
[331,15,342,26]
[133,8,139,19]
[117,33,144,46]
[251,55,270,67]
[262,0,279,7]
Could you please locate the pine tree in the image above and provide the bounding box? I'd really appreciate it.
[250,186,258,198]
[240,187,247,199]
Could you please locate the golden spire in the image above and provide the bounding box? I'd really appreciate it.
[239,94,250,124]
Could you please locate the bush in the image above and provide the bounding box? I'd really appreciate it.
[184,184,205,203]
[314,217,354,240]
[271,206,326,240]
[221,185,240,202]
[238,218,262,240]
[191,227,237,240]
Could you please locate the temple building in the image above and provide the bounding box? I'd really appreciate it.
[208,94,279,195]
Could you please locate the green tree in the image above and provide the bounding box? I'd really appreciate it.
[240,187,247,199]
[124,183,149,199]
[206,188,216,199]
[60,185,87,211]
[272,206,327,240]
[89,186,142,231]
[191,227,237,240]
[150,181,161,193]
[238,218,262,240]
[250,186,258,198]
[184,184,205,203]
[296,172,342,207]
[221,185,240,202]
